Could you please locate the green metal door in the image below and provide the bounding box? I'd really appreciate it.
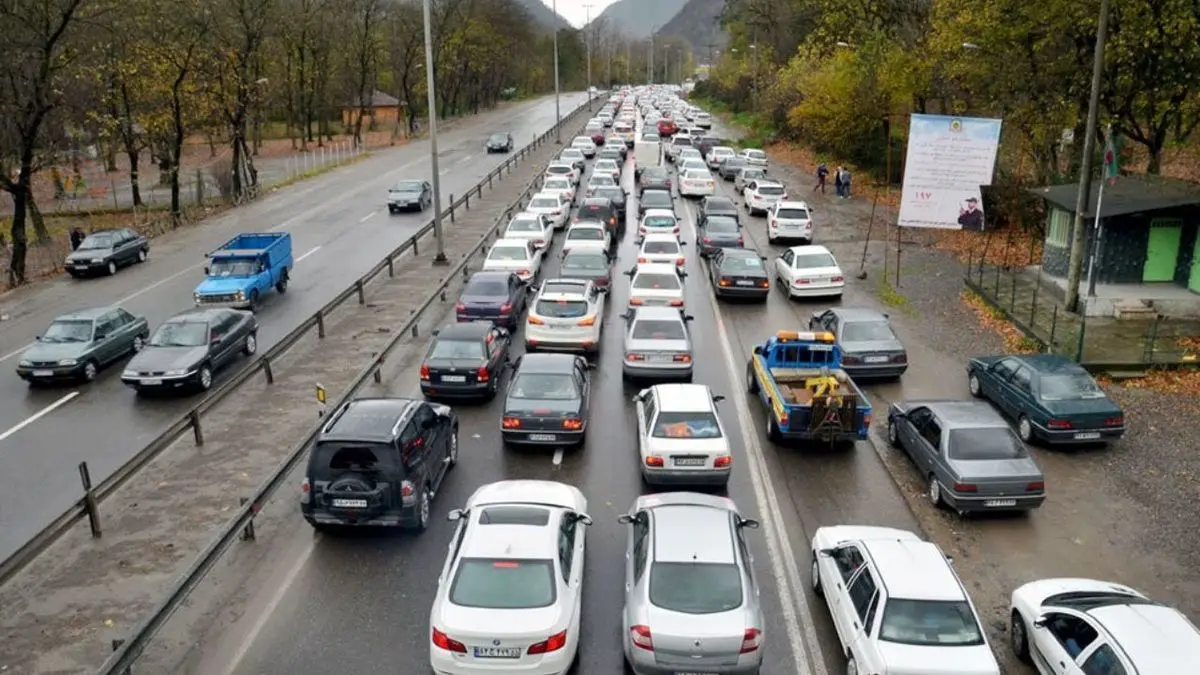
[1143,220,1182,282]
[1189,233,1200,292]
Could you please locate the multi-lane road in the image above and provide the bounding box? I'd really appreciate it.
[0,92,588,561]
[166,119,949,675]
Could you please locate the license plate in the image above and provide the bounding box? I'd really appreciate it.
[528,433,557,442]
[984,499,1017,507]
[473,647,521,659]
[332,498,368,508]
[648,354,674,363]
[673,457,707,467]
[74,265,89,271]
[141,378,163,385]
[441,375,466,383]
[1074,432,1101,440]
[735,280,755,286]
[864,356,889,363]
[31,369,54,377]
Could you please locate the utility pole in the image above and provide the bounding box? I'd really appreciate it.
[706,42,716,66]
[583,4,593,105]
[552,0,561,142]
[626,41,631,83]
[1065,0,1112,314]
[648,33,654,84]
[421,0,448,264]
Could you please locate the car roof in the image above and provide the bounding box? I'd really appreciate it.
[751,179,784,188]
[435,321,492,339]
[530,191,560,200]
[595,158,618,164]
[582,197,613,206]
[56,306,115,321]
[861,538,966,601]
[517,352,578,373]
[634,262,680,275]
[165,307,230,322]
[320,397,417,442]
[775,200,809,208]
[651,503,735,564]
[460,510,561,560]
[546,162,573,168]
[719,248,761,259]
[651,383,716,412]
[468,271,512,283]
[917,401,1009,429]
[1008,353,1089,375]
[826,307,888,322]
[642,209,676,220]
[468,479,584,511]
[1087,604,1200,667]
[568,221,605,230]
[788,244,832,255]
[539,279,590,296]
[704,196,735,206]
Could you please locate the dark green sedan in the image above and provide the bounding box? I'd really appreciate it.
[17,306,150,384]
[966,354,1125,446]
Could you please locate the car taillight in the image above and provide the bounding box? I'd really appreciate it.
[739,628,762,653]
[794,278,810,285]
[400,480,415,497]
[675,256,685,265]
[1105,416,1124,426]
[563,418,583,431]
[630,298,645,305]
[476,365,489,383]
[500,303,512,313]
[831,275,845,283]
[769,219,776,228]
[300,477,310,503]
[737,238,744,246]
[420,364,430,380]
[643,456,664,467]
[1047,419,1072,429]
[719,277,731,287]
[673,354,691,363]
[502,417,522,429]
[638,256,648,262]
[516,269,532,278]
[432,627,467,653]
[758,279,769,288]
[673,226,680,234]
[533,240,545,247]
[528,316,545,325]
[630,625,654,650]
[626,353,645,361]
[455,302,466,313]
[668,299,683,307]
[578,316,596,326]
[953,483,977,492]
[528,630,568,655]
[781,193,788,199]
[1026,481,1045,491]
[703,236,712,243]
[892,353,907,363]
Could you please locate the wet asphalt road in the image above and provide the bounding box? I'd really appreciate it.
[189,119,934,675]
[0,93,589,562]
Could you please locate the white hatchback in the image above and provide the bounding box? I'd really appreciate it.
[526,192,569,229]
[743,180,787,216]
[429,480,592,675]
[633,383,732,487]
[562,222,611,256]
[637,233,686,268]
[626,262,686,309]
[638,208,680,238]
[571,136,597,157]
[483,238,544,283]
[542,176,576,204]
[504,212,552,251]
[767,201,814,244]
[678,169,716,198]
[525,278,606,353]
[774,244,844,298]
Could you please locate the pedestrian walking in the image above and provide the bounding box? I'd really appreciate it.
[833,166,844,197]
[815,163,828,193]
[839,167,852,198]
[69,227,85,251]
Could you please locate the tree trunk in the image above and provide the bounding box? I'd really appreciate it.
[170,73,187,223]
[28,193,50,245]
[7,165,33,286]
[120,83,143,206]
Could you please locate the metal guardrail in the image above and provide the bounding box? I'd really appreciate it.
[0,100,592,590]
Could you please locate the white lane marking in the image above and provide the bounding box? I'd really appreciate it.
[552,448,564,466]
[683,201,824,675]
[294,247,321,263]
[358,211,377,223]
[0,391,81,443]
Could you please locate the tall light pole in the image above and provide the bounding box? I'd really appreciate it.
[648,30,655,84]
[552,0,561,142]
[422,0,448,265]
[749,43,758,109]
[583,3,593,108]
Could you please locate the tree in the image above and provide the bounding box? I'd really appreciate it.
[209,0,274,201]
[347,0,384,147]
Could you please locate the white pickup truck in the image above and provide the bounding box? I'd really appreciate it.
[633,140,661,179]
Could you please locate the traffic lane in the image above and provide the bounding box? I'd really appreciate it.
[219,156,794,675]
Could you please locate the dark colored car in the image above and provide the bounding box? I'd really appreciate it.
[701,196,740,224]
[65,228,149,277]
[638,188,674,217]
[17,306,150,384]
[387,179,433,213]
[694,136,722,156]
[638,166,672,195]
[486,132,514,153]
[886,400,1046,515]
[697,215,743,257]
[560,250,613,289]
[710,248,769,300]
[576,197,619,232]
[592,185,628,223]
[809,307,908,379]
[456,271,527,328]
[966,354,1126,446]
[121,307,258,394]
[301,397,458,532]
[718,156,749,180]
[656,118,678,136]
[501,353,593,447]
[420,321,511,400]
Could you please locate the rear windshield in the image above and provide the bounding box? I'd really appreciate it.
[672,137,692,146]
[510,373,579,400]
[312,442,397,472]
[589,175,616,186]
[842,321,895,342]
[544,179,571,189]
[507,220,542,233]
[1039,373,1106,400]
[488,245,528,261]
[776,208,809,219]
[652,411,721,438]
[879,599,985,647]
[450,558,556,609]
[721,256,764,272]
[946,428,1029,460]
[794,253,836,268]
[633,273,681,290]
[706,219,739,233]
[536,299,589,318]
[643,240,679,254]
[529,197,559,209]
[546,166,571,174]
[581,205,612,217]
[741,169,765,179]
[649,562,743,614]
[568,228,604,240]
[428,338,484,360]
[464,279,507,295]
[757,185,785,195]
[683,171,709,180]
[562,253,607,270]
[644,216,675,228]
[643,168,668,179]
[632,319,686,340]
[595,161,618,170]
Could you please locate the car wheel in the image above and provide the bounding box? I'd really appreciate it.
[1011,610,1032,663]
[415,486,431,532]
[136,248,148,263]
[197,364,214,391]
[968,373,982,397]
[82,360,99,382]
[810,552,824,596]
[1017,415,1034,443]
[767,415,782,443]
[132,335,145,353]
[745,361,759,393]
[448,425,459,467]
[928,474,943,507]
[243,332,258,356]
[887,420,900,447]
[846,656,858,675]
[106,260,118,276]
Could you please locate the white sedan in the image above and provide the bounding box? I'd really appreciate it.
[706,146,736,169]
[678,169,716,198]
[526,278,606,353]
[429,480,592,675]
[633,383,732,486]
[503,212,552,250]
[626,262,686,309]
[636,233,686,268]
[594,158,621,181]
[774,244,844,298]
[678,158,708,174]
[562,222,611,255]
[571,136,597,157]
[542,176,576,204]
[483,238,544,283]
[526,192,569,229]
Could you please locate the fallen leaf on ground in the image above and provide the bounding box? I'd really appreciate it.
[960,290,1041,354]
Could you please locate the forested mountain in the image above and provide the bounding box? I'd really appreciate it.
[519,0,573,31]
[589,0,690,38]
[660,0,728,55]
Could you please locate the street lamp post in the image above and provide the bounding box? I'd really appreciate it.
[583,4,593,109]
[552,0,561,142]
[648,32,655,84]
[749,44,758,109]
[421,0,448,265]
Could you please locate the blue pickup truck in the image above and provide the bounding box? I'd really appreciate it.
[746,330,872,445]
[194,232,293,310]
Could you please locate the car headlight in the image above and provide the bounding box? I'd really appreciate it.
[91,258,103,263]
[165,369,188,376]
[57,359,77,366]
[122,369,137,378]
[19,360,31,367]
[235,290,245,300]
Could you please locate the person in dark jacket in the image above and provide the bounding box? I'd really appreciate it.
[69,227,86,251]
[815,164,829,193]
[833,166,844,197]
[958,197,985,231]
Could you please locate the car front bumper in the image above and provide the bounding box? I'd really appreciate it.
[17,364,88,382]
[502,429,586,446]
[65,260,112,274]
[122,371,202,391]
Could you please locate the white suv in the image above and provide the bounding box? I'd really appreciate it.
[626,262,686,309]
[632,383,732,487]
[767,200,814,243]
[525,278,606,353]
[811,525,1000,675]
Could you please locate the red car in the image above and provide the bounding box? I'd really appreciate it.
[589,129,606,145]
[656,118,678,136]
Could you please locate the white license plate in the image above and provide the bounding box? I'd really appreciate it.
[648,354,674,363]
[441,375,466,383]
[528,433,557,442]
[332,498,369,508]
[735,280,755,286]
[141,378,163,385]
[32,369,53,377]
[474,647,522,659]
[1074,432,1101,440]
[673,457,707,467]
[74,265,89,270]
[984,499,1017,507]
[864,356,889,363]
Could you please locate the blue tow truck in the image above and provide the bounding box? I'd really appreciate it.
[194,232,293,310]
[746,330,872,445]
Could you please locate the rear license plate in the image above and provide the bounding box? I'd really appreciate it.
[984,499,1017,508]
[1074,432,1101,440]
[864,356,889,363]
[441,375,467,383]
[474,647,521,658]
[32,370,53,377]
[528,433,557,442]
[141,378,163,385]
[673,457,707,467]
[648,354,674,363]
[735,280,755,286]
[332,498,368,508]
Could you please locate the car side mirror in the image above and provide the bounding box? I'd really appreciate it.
[617,514,634,525]
[34,334,42,341]
[210,337,221,346]
[760,255,768,261]
[1032,616,1048,629]
[737,517,759,530]
[818,547,836,558]
[203,266,210,275]
[635,237,644,245]
[678,271,687,278]
[713,395,726,403]
[678,240,687,245]
[447,509,464,521]
[683,314,694,321]
[431,329,440,336]
[753,345,763,355]
[585,362,597,369]
[575,513,593,526]
[597,286,609,293]
[624,266,636,277]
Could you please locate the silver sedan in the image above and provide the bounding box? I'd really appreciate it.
[621,306,694,382]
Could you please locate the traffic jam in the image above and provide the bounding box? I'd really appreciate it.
[290,87,1197,675]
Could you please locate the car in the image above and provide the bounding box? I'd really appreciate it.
[594,158,621,181]
[617,492,764,674]
[701,195,740,223]
[638,208,680,238]
[545,161,580,185]
[665,135,691,162]
[503,211,552,250]
[542,175,576,204]
[575,196,620,232]
[637,166,671,194]
[743,179,787,216]
[559,249,613,289]
[807,308,906,378]
[585,172,619,196]
[632,384,731,485]
[526,192,569,229]
[810,525,1001,675]
[558,147,586,169]
[966,354,1126,446]
[656,117,677,136]
[678,169,716,198]
[640,132,661,142]
[717,156,748,180]
[501,353,592,447]
[886,400,1047,514]
[486,131,514,152]
[626,262,686,309]
[64,228,149,277]
[697,215,743,257]
[456,271,528,328]
[693,111,713,128]
[121,307,258,393]
[774,244,845,298]
[710,248,770,300]
[597,146,624,163]
[636,233,686,269]
[767,200,814,243]
[571,135,597,157]
[17,306,149,384]
[621,307,695,382]
[678,158,708,175]
[563,221,612,255]
[387,179,433,213]
[676,147,703,163]
[420,321,512,400]
[706,146,736,170]
[638,189,675,218]
[734,167,768,193]
[694,136,722,157]
[482,238,544,283]
[1008,578,1200,674]
[526,279,606,353]
[586,122,606,145]
[301,397,458,533]
[429,481,592,675]
[590,185,628,223]
[739,148,768,167]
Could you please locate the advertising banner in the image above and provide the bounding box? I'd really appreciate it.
[897,114,1003,230]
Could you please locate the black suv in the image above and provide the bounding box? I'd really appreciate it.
[301,397,458,533]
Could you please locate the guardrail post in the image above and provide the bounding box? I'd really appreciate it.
[465,191,470,210]
[79,462,102,538]
[449,194,456,223]
[317,310,326,338]
[239,497,256,541]
[462,265,470,280]
[476,183,483,199]
[262,357,274,384]
[411,322,419,338]
[111,639,132,675]
[488,173,493,189]
[387,254,395,277]
[190,410,204,446]
[356,279,365,304]
[373,361,383,383]
[412,238,419,256]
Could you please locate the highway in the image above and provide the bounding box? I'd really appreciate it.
[0,92,589,562]
[170,119,940,675]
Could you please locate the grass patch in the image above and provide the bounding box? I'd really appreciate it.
[690,96,776,148]
[875,279,917,317]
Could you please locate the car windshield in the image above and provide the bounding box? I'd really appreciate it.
[947,428,1029,460]
[449,558,556,609]
[741,170,765,180]
[464,278,508,296]
[652,411,721,438]
[208,259,259,276]
[722,256,764,272]
[596,161,617,170]
[568,228,604,240]
[1039,373,1107,400]
[777,208,809,220]
[510,373,579,400]
[78,233,117,249]
[536,299,589,318]
[428,338,484,360]
[150,320,208,347]
[842,321,896,342]
[644,215,675,229]
[391,181,423,192]
[632,319,686,340]
[488,134,508,143]
[643,241,680,254]
[794,253,837,268]
[757,185,785,195]
[633,273,681,290]
[562,253,607,270]
[530,197,559,209]
[42,319,93,343]
[649,562,742,614]
[488,245,528,261]
[507,220,542,233]
[547,166,571,175]
[589,175,616,187]
[747,150,766,159]
[683,171,708,180]
[879,599,985,647]
[706,219,739,234]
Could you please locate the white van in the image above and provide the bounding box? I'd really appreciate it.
[634,140,662,179]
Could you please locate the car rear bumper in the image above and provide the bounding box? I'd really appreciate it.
[622,362,692,380]
[526,339,598,353]
[421,381,491,398]
[1035,424,1125,445]
[943,491,1046,513]
[715,285,769,299]
[626,647,760,675]
[431,644,573,675]
[786,283,844,298]
[303,508,417,529]
[844,363,908,379]
[641,466,731,486]
[502,429,586,446]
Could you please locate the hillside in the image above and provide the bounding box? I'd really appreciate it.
[660,0,728,55]
[516,0,572,31]
[590,0,688,38]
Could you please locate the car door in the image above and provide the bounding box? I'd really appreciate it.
[557,515,583,633]
[776,249,794,282]
[899,406,931,456]
[824,545,867,647]
[573,358,590,415]
[981,357,1017,401]
[90,314,120,364]
[1031,612,1100,675]
[413,404,449,489]
[210,313,241,366]
[486,326,509,380]
[101,310,136,362]
[635,389,657,460]
[1000,365,1034,419]
[623,511,651,641]
[916,413,944,475]
[846,569,884,671]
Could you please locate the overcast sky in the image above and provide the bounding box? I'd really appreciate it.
[540,0,618,28]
